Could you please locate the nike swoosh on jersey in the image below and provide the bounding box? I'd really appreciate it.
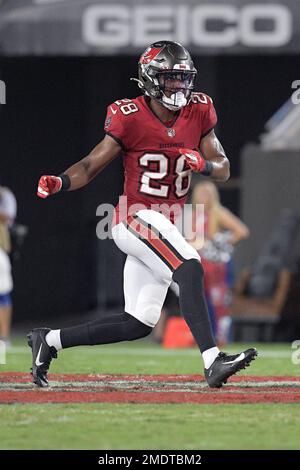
[222,352,245,365]
[35,344,44,367]
[110,106,117,115]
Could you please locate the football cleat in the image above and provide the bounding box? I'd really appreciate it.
[27,328,57,388]
[204,348,258,388]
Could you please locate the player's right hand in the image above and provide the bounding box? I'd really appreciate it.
[37,175,62,199]
[179,148,206,173]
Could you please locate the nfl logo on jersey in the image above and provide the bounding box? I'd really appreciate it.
[167,128,176,137]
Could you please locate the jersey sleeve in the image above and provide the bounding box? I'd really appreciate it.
[201,97,218,138]
[104,104,126,150]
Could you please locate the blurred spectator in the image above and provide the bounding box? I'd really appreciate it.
[0,184,17,345]
[189,181,249,345]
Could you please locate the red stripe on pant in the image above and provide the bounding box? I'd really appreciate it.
[126,215,183,271]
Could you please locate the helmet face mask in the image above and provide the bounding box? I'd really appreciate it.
[156,71,196,110]
[135,41,197,111]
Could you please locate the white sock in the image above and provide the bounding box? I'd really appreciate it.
[46,329,62,351]
[202,346,220,369]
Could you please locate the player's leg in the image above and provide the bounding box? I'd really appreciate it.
[47,312,151,349]
[113,209,216,353]
[122,254,170,328]
[28,316,151,388]
[113,209,257,387]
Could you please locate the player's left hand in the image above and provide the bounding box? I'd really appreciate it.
[179,148,206,173]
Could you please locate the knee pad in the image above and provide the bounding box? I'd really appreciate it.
[172,258,204,285]
[124,312,153,341]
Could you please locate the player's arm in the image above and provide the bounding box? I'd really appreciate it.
[37,134,121,198]
[179,130,230,182]
[198,130,230,182]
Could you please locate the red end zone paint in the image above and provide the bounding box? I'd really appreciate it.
[0,373,300,404]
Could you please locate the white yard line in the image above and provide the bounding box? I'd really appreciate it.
[1,380,299,391]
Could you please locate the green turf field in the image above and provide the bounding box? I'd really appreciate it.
[0,338,299,450]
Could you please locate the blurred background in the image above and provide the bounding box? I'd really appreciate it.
[1,0,300,345]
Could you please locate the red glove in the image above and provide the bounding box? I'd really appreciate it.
[37,175,62,199]
[179,148,206,173]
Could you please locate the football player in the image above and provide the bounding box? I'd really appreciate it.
[28,41,257,388]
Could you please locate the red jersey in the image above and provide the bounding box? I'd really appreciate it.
[104,93,217,224]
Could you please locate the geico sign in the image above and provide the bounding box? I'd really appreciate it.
[82,4,292,48]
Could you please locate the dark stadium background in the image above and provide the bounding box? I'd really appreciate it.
[1,54,299,324]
